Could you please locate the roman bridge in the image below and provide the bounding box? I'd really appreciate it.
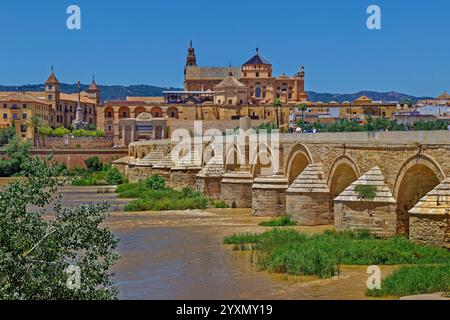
[115,130,450,247]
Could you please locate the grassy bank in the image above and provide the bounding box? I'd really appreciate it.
[367,264,450,297]
[116,175,210,211]
[259,216,296,227]
[223,229,450,295]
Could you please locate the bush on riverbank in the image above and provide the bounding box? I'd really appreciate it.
[223,229,450,279]
[367,264,450,298]
[69,157,127,186]
[116,175,209,211]
[259,216,296,227]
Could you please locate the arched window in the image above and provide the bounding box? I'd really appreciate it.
[255,84,261,98]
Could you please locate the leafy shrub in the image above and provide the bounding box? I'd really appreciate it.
[144,174,166,190]
[0,137,30,177]
[0,126,16,147]
[53,126,71,137]
[37,126,54,137]
[85,156,104,172]
[213,201,230,208]
[106,167,127,185]
[117,176,209,212]
[354,185,377,200]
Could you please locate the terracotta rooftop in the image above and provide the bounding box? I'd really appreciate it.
[215,74,246,88]
[45,70,59,84]
[334,166,396,203]
[88,80,99,91]
[0,91,49,105]
[185,66,242,80]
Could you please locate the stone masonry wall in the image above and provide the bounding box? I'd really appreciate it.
[169,169,201,190]
[252,188,286,216]
[334,201,397,238]
[410,214,449,248]
[286,193,332,225]
[221,181,253,208]
[196,177,222,200]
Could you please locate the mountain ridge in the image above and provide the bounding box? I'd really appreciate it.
[0,84,433,103]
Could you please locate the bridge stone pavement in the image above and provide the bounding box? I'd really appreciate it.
[117,130,450,248]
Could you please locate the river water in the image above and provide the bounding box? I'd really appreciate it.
[2,181,395,300]
[107,209,395,300]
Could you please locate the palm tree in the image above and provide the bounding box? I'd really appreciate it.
[297,103,307,126]
[26,116,42,147]
[272,98,282,129]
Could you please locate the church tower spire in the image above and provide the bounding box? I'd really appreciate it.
[186,40,197,67]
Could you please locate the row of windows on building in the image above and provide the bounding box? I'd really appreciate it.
[3,103,48,111]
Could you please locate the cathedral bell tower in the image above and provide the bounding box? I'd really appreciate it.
[45,66,60,126]
[185,40,197,74]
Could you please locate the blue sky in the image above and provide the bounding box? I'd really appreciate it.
[0,0,448,96]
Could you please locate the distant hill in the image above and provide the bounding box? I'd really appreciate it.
[0,84,182,102]
[0,84,433,103]
[306,91,433,104]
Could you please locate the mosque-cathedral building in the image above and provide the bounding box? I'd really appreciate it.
[1,42,448,144]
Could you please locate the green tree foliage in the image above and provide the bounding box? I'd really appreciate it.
[0,137,31,177]
[413,120,449,131]
[106,167,127,185]
[144,174,166,190]
[26,116,42,147]
[0,126,16,147]
[84,156,104,172]
[296,118,447,133]
[0,156,119,299]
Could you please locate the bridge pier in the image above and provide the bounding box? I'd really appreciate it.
[286,164,332,225]
[221,171,253,208]
[196,157,225,200]
[334,167,397,238]
[252,175,288,216]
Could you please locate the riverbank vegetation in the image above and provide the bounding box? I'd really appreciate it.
[0,137,31,177]
[259,216,296,227]
[68,156,127,186]
[223,229,450,296]
[0,156,119,299]
[116,174,209,211]
[367,264,450,297]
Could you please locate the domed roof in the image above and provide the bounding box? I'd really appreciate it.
[437,91,450,100]
[354,95,373,104]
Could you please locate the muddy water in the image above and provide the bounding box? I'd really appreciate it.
[107,209,395,300]
[1,181,395,300]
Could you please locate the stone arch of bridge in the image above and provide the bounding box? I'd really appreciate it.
[224,144,245,172]
[393,154,445,235]
[285,143,314,185]
[327,155,361,215]
[202,142,222,166]
[250,143,275,178]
